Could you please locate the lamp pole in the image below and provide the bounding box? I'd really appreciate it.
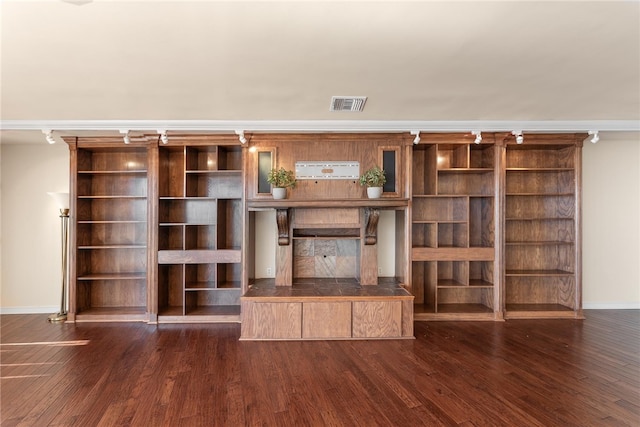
[47,193,69,323]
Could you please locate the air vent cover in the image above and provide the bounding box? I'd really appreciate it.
[330,96,367,112]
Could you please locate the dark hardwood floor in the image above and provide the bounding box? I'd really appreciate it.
[1,310,638,426]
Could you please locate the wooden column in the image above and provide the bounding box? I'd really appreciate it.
[147,141,159,324]
[360,208,379,285]
[275,209,293,286]
[66,139,77,323]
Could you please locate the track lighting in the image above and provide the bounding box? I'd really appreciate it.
[471,131,482,144]
[512,130,524,144]
[158,130,169,144]
[120,130,131,144]
[43,129,56,144]
[411,130,420,145]
[235,130,247,144]
[588,130,599,144]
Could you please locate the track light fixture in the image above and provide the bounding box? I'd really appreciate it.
[158,130,169,144]
[471,131,482,144]
[512,130,524,144]
[235,130,247,144]
[588,130,599,144]
[43,129,56,144]
[120,130,131,144]
[411,130,420,145]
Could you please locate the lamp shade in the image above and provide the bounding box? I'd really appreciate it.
[47,192,69,210]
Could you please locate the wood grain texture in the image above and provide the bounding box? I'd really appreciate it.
[241,280,413,340]
[302,302,352,339]
[352,301,402,338]
[412,247,495,261]
[245,133,410,201]
[293,208,359,227]
[157,249,241,264]
[2,310,637,426]
[240,301,302,339]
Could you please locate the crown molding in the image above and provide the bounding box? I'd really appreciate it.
[1,119,638,133]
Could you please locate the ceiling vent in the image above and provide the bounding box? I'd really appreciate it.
[330,96,367,112]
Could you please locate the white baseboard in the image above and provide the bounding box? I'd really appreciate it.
[0,306,58,315]
[583,302,640,310]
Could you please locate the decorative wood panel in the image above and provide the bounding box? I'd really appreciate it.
[352,301,402,338]
[240,302,302,340]
[245,133,411,201]
[302,302,352,338]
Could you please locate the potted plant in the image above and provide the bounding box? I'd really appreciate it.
[359,165,386,198]
[267,167,297,199]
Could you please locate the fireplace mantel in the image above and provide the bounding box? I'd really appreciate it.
[247,198,409,210]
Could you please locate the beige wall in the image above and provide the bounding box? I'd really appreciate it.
[1,143,70,313]
[582,133,640,308]
[1,134,639,312]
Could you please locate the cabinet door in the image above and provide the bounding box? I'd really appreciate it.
[352,301,402,338]
[302,302,352,339]
[241,302,302,339]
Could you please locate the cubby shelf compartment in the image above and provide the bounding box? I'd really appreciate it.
[77,173,147,198]
[411,140,499,320]
[412,196,468,222]
[437,170,494,196]
[157,141,244,322]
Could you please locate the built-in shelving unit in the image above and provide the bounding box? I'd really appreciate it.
[504,136,583,319]
[63,131,583,328]
[157,142,244,322]
[411,137,500,320]
[68,140,151,322]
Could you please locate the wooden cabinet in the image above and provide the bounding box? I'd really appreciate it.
[156,141,244,322]
[240,296,413,340]
[67,140,152,322]
[411,136,500,320]
[504,135,583,318]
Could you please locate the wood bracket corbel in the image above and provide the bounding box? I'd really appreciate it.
[276,208,290,246]
[364,207,380,245]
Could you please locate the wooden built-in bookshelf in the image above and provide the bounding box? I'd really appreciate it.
[63,131,584,329]
[411,134,501,320]
[503,135,583,319]
[156,138,244,322]
[66,139,152,322]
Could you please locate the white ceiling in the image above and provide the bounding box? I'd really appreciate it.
[1,0,639,144]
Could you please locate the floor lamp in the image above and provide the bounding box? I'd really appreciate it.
[47,192,69,323]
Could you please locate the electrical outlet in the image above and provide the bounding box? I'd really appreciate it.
[266,267,272,276]
[378,267,382,275]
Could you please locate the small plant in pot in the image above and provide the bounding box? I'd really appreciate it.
[359,166,386,199]
[267,167,297,199]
